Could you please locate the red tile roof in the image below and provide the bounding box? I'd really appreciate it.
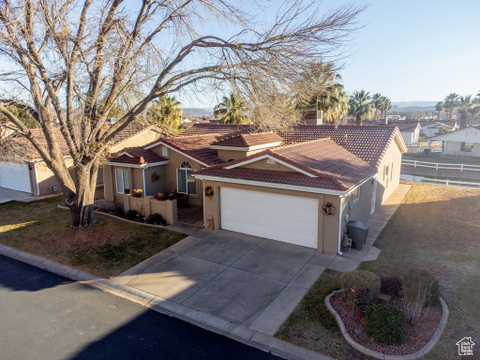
[180,124,403,169]
[156,134,225,166]
[211,132,283,148]
[109,147,167,165]
[6,123,163,160]
[196,138,375,191]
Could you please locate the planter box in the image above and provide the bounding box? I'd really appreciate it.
[122,194,177,225]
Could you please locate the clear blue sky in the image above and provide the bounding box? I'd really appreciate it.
[340,0,480,103]
[176,0,480,107]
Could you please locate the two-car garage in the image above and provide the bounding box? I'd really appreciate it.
[0,161,32,193]
[220,187,319,248]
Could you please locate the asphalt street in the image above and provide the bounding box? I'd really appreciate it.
[0,254,284,360]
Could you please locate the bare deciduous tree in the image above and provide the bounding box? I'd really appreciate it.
[0,0,363,228]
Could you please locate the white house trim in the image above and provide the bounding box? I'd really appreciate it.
[116,151,135,158]
[33,162,40,196]
[224,154,317,178]
[144,141,209,167]
[209,141,283,152]
[194,174,346,196]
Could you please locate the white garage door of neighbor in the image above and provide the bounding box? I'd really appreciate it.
[0,161,32,193]
[221,187,319,248]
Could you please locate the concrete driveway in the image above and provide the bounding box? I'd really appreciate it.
[0,187,34,204]
[114,229,336,335]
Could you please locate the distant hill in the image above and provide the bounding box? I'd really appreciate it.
[182,108,213,118]
[392,101,439,108]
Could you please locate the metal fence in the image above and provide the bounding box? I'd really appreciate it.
[400,174,480,189]
[402,159,480,172]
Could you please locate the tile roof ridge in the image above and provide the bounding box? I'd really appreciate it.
[169,133,221,139]
[273,137,332,150]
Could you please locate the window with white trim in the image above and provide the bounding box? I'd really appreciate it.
[115,169,130,194]
[176,162,196,195]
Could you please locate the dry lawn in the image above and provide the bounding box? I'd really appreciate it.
[0,196,186,277]
[276,182,480,359]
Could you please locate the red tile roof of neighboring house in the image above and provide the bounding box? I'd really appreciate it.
[211,132,283,148]
[196,138,375,191]
[154,134,225,166]
[180,124,404,169]
[5,123,163,161]
[109,147,167,165]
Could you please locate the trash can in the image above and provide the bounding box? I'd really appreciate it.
[347,221,369,250]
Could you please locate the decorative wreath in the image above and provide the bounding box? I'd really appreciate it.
[151,172,159,182]
[205,186,214,199]
[322,202,336,216]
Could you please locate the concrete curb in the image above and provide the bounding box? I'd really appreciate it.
[0,242,333,360]
[325,290,449,360]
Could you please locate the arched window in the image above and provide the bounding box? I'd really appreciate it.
[177,162,196,194]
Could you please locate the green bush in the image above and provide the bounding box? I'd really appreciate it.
[125,209,139,220]
[365,304,405,345]
[403,268,440,307]
[341,270,381,306]
[147,213,166,225]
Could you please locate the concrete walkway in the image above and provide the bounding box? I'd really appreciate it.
[324,184,412,273]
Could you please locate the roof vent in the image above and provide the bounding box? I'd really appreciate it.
[266,158,276,165]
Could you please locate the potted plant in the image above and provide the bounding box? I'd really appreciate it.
[133,189,143,198]
[156,192,165,201]
[124,188,131,195]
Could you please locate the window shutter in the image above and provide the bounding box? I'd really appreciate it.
[123,170,130,190]
[187,170,196,195]
[177,169,187,193]
[115,169,124,193]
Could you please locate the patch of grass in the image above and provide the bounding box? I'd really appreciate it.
[276,270,369,359]
[276,183,480,359]
[0,196,186,277]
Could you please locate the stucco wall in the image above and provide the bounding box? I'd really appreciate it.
[201,180,341,254]
[150,145,204,206]
[216,149,248,162]
[444,141,480,157]
[109,129,163,153]
[241,158,296,172]
[377,139,403,204]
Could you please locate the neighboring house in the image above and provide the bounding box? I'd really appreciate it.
[104,124,406,254]
[395,122,420,145]
[429,126,480,157]
[419,121,456,138]
[0,124,164,195]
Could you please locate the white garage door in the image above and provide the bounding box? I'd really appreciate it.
[0,161,32,193]
[221,187,318,248]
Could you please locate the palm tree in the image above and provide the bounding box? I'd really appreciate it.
[214,93,250,124]
[443,93,459,121]
[348,90,372,125]
[435,102,444,120]
[456,95,474,128]
[372,93,383,121]
[380,96,392,118]
[147,96,183,132]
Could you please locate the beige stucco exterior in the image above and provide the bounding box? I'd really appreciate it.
[109,128,164,153]
[376,136,403,205]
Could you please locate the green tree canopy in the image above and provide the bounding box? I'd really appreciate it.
[146,96,183,133]
[214,93,250,125]
[348,90,372,125]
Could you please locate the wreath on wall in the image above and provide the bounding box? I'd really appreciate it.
[322,202,336,216]
[205,186,214,199]
[151,172,160,182]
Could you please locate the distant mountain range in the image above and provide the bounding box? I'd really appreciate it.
[181,101,440,118]
[182,108,213,118]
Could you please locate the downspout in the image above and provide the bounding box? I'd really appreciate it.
[142,167,146,196]
[337,196,344,255]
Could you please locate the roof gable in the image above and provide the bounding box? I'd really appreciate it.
[211,132,283,150]
[431,126,480,142]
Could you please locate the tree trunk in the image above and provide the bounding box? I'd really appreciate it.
[356,114,362,126]
[68,164,98,228]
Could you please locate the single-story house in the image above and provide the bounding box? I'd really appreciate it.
[103,124,406,254]
[419,121,456,138]
[0,124,164,195]
[428,126,480,157]
[395,122,420,145]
